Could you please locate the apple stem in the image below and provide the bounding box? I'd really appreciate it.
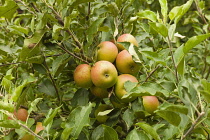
[181,111,205,140]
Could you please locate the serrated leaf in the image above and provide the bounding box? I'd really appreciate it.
[91,124,119,140]
[126,129,150,140]
[43,106,62,126]
[136,122,160,140]
[0,120,20,128]
[65,103,94,139]
[71,88,90,107]
[183,33,210,54]
[159,0,168,23]
[137,10,157,22]
[149,22,168,37]
[0,0,18,20]
[156,110,181,126]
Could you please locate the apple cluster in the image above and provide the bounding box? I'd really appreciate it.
[73,34,159,114]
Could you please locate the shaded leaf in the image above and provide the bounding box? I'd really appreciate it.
[126,129,150,140]
[38,79,56,96]
[91,124,119,140]
[122,109,135,131]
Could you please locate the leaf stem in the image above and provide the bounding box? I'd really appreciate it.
[181,112,205,140]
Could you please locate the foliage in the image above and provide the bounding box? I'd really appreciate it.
[0,0,210,139]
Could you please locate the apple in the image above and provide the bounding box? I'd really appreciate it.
[21,134,34,140]
[96,41,118,63]
[35,122,44,134]
[74,64,93,88]
[116,50,140,75]
[91,61,118,88]
[90,86,109,98]
[117,33,138,51]
[142,96,159,114]
[94,104,111,123]
[114,74,138,103]
[13,108,28,122]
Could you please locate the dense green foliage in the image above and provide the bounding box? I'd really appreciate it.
[0,0,210,139]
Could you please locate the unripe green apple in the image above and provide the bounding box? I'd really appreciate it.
[74,64,93,88]
[91,61,118,88]
[142,96,159,114]
[117,34,138,51]
[94,104,111,123]
[13,108,28,122]
[90,86,109,98]
[115,74,138,103]
[96,41,118,63]
[116,50,140,75]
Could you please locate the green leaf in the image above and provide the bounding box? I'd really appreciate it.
[183,33,210,54]
[52,53,71,77]
[19,30,46,61]
[137,10,157,22]
[71,88,90,107]
[169,0,193,23]
[177,57,185,76]
[174,44,185,66]
[206,56,210,65]
[38,79,56,96]
[86,18,106,44]
[156,110,181,126]
[126,129,150,140]
[149,22,168,37]
[64,103,94,139]
[122,109,135,131]
[70,0,95,7]
[107,2,119,17]
[61,127,73,140]
[159,102,188,115]
[43,106,62,126]
[159,0,168,23]
[0,0,18,20]
[136,122,160,140]
[0,120,20,128]
[200,79,210,103]
[91,124,119,140]
[141,51,167,66]
[0,101,14,112]
[28,98,42,114]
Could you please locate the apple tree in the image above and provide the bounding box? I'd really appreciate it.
[0,0,210,139]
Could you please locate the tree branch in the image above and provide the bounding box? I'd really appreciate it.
[144,65,160,83]
[181,112,205,140]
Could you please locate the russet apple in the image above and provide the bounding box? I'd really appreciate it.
[96,41,118,63]
[116,50,140,75]
[117,33,138,51]
[114,74,138,103]
[74,64,93,88]
[13,108,28,122]
[90,86,109,98]
[91,61,118,88]
[142,96,159,114]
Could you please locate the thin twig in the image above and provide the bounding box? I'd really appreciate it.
[42,59,61,105]
[167,36,179,83]
[181,112,205,140]
[144,65,160,83]
[57,44,90,64]
[18,123,45,140]
[0,62,25,67]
